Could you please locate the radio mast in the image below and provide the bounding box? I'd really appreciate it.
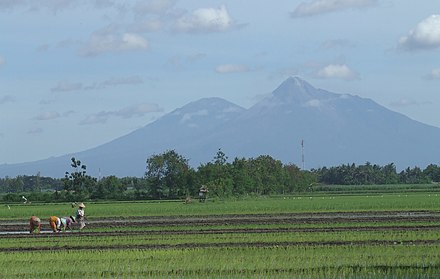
[301,139,305,170]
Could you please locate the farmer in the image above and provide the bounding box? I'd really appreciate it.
[75,203,86,230]
[198,185,208,202]
[60,216,76,231]
[29,216,41,234]
[49,216,61,232]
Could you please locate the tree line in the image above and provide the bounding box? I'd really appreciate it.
[314,162,440,185]
[1,150,440,202]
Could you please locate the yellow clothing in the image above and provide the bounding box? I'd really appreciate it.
[49,216,61,232]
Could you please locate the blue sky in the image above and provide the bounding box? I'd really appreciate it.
[1,0,439,165]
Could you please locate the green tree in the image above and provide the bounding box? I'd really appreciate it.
[123,177,150,200]
[381,163,399,184]
[284,164,316,193]
[145,150,193,199]
[8,176,24,193]
[92,175,126,200]
[231,158,254,195]
[248,155,285,195]
[424,164,440,182]
[62,157,97,200]
[197,149,233,197]
[399,166,428,184]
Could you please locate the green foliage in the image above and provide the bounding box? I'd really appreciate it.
[92,175,127,200]
[61,157,97,201]
[313,162,434,185]
[424,164,440,182]
[0,175,62,194]
[399,166,430,184]
[284,164,316,192]
[198,149,233,197]
[145,150,193,199]
[2,151,440,202]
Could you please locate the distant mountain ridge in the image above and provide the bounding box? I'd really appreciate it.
[1,77,439,178]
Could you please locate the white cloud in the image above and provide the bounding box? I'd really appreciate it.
[33,111,61,121]
[180,109,209,124]
[51,81,83,92]
[0,0,114,13]
[291,0,377,17]
[51,76,144,92]
[130,19,165,33]
[315,64,359,80]
[304,99,322,108]
[215,64,250,74]
[80,103,163,125]
[424,68,440,80]
[399,15,440,51]
[121,33,149,49]
[174,5,239,33]
[115,103,163,118]
[79,111,111,125]
[99,76,144,87]
[81,31,149,57]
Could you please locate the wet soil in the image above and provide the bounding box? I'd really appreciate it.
[1,210,439,252]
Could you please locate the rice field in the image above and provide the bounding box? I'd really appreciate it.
[1,193,440,278]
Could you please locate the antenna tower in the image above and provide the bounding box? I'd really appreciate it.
[301,139,305,170]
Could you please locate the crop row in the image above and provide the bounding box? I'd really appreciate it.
[89,220,440,233]
[2,194,440,219]
[1,245,439,278]
[2,195,440,278]
[2,227,440,250]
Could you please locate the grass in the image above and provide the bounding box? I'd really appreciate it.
[2,193,440,220]
[1,228,440,250]
[88,220,440,233]
[2,191,440,278]
[1,245,440,278]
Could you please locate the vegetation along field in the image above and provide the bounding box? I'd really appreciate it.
[1,191,440,278]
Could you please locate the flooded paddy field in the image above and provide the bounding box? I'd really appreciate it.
[1,197,440,277]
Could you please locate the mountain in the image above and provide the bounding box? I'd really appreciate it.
[1,77,440,178]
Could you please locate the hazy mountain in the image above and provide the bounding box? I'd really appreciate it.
[1,77,439,178]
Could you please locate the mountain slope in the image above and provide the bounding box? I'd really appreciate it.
[1,77,439,178]
[213,77,440,169]
[0,98,245,178]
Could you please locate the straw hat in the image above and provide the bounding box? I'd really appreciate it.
[78,203,85,208]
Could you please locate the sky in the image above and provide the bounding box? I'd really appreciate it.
[1,0,439,165]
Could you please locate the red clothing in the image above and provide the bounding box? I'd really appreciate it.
[29,216,41,234]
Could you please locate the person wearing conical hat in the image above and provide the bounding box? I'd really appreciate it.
[75,203,86,230]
